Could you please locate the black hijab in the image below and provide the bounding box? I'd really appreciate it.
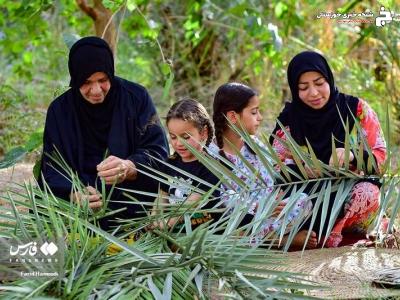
[273,51,359,164]
[68,36,118,161]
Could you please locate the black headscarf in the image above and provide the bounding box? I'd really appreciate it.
[69,36,115,89]
[68,36,118,167]
[272,51,359,164]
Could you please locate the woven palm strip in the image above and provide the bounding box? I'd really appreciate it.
[265,246,400,299]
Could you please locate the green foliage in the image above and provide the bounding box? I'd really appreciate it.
[0,85,44,159]
[1,0,399,158]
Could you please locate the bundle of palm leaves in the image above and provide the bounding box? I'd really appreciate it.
[373,267,400,288]
[0,115,398,299]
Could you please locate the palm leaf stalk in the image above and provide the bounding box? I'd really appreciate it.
[1,109,398,299]
[0,169,320,299]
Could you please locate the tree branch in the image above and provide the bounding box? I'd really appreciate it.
[76,0,97,20]
[75,0,117,55]
[93,0,108,13]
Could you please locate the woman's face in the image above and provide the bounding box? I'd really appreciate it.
[167,118,207,162]
[298,71,330,109]
[79,72,111,104]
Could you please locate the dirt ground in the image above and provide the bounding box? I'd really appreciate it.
[0,163,34,209]
[0,163,34,190]
[271,247,400,299]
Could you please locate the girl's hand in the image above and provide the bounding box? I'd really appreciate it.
[254,190,286,217]
[148,217,181,230]
[97,156,137,184]
[271,190,286,217]
[272,202,286,217]
[70,186,102,210]
[147,221,164,231]
[167,217,180,227]
[329,148,354,168]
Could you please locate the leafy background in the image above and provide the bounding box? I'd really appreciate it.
[1,1,400,298]
[0,0,399,160]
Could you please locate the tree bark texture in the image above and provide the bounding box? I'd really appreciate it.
[76,0,117,56]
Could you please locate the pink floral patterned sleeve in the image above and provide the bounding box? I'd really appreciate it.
[272,99,387,171]
[356,99,386,170]
[271,126,293,164]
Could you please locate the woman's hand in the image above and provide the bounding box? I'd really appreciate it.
[97,155,137,184]
[70,186,102,210]
[304,164,322,178]
[329,148,354,168]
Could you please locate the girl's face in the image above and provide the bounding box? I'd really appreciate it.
[238,96,263,135]
[298,71,330,109]
[167,118,207,162]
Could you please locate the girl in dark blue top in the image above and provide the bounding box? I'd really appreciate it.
[152,99,219,231]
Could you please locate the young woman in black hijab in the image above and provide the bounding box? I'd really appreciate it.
[270,51,386,248]
[39,36,169,229]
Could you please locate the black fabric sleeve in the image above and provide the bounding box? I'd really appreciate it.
[39,105,72,200]
[157,161,170,193]
[195,165,223,229]
[128,91,168,170]
[361,150,378,174]
[269,121,281,145]
[197,166,219,193]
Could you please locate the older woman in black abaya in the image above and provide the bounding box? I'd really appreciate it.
[270,51,386,248]
[39,37,169,229]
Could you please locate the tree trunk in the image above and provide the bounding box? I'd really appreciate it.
[76,0,117,56]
